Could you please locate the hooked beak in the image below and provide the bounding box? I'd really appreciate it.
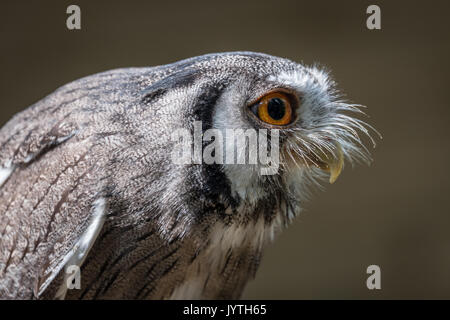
[320,142,344,184]
[304,141,344,184]
[283,139,345,183]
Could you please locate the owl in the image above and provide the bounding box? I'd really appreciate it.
[0,52,376,299]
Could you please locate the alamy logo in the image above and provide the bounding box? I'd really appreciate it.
[171,121,280,175]
[66,265,81,290]
[366,265,381,290]
[366,5,381,30]
[66,5,81,30]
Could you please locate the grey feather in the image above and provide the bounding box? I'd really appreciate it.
[0,52,376,299]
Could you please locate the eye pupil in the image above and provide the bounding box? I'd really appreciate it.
[267,98,286,120]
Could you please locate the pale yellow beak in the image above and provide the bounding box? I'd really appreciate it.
[320,142,344,184]
[283,140,345,183]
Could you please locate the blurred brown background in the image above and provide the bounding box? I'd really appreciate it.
[1,0,449,299]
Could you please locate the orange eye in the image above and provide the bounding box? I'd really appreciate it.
[249,91,294,126]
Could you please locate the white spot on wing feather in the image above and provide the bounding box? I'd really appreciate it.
[37,198,107,299]
[0,160,15,188]
[54,198,106,299]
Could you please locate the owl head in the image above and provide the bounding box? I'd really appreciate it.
[156,52,377,232]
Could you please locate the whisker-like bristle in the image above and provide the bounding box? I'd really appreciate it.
[283,98,379,174]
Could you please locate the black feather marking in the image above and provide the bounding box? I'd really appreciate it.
[108,244,138,271]
[185,83,240,222]
[98,269,121,296]
[141,88,167,105]
[79,258,111,299]
[134,249,179,299]
[141,67,200,105]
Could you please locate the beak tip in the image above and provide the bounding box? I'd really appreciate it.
[329,173,339,184]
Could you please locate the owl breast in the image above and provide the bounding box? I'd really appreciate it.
[57,215,274,299]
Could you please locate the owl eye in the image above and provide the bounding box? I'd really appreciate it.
[249,91,294,126]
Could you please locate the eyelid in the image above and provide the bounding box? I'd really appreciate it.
[248,88,300,108]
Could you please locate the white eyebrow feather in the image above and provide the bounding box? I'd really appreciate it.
[0,160,15,188]
[268,67,333,99]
